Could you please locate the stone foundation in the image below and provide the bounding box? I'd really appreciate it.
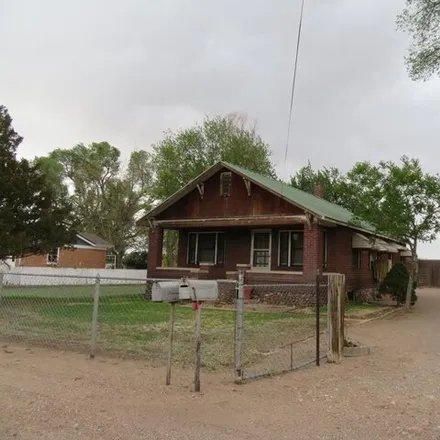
[217,281,236,303]
[145,277,326,308]
[248,284,327,307]
[352,287,378,303]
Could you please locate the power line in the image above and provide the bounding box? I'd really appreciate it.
[284,0,306,165]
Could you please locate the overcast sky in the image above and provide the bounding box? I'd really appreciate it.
[1,0,440,257]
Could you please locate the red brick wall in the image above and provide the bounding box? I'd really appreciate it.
[174,227,319,279]
[152,224,376,292]
[325,226,374,290]
[303,222,323,280]
[19,248,107,268]
[147,227,164,271]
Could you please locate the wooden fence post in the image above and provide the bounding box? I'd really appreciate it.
[327,273,345,364]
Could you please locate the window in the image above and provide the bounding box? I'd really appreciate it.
[251,231,271,268]
[323,231,328,268]
[220,172,232,197]
[47,248,59,265]
[352,250,361,269]
[188,234,198,264]
[278,230,304,269]
[187,232,225,265]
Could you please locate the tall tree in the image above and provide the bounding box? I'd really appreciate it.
[43,143,153,263]
[0,106,76,260]
[397,0,440,80]
[152,114,276,265]
[153,114,276,200]
[345,157,440,264]
[290,157,440,268]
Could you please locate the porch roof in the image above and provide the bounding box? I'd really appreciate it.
[352,233,406,254]
[153,215,308,229]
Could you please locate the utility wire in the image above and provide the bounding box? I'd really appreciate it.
[284,0,306,165]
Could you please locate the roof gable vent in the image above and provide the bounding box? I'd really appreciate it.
[220,171,232,197]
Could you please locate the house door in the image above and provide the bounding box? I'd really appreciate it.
[251,231,271,269]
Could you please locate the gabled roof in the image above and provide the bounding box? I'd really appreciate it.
[77,232,113,249]
[142,161,398,242]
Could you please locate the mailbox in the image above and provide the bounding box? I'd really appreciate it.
[151,281,179,302]
[178,280,192,300]
[178,280,218,301]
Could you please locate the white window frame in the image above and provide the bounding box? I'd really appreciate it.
[277,229,304,268]
[251,230,272,269]
[47,248,60,265]
[187,232,224,265]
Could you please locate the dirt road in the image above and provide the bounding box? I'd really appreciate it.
[1,288,439,440]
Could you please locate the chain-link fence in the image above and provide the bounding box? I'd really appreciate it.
[0,272,239,371]
[234,274,328,381]
[0,270,333,380]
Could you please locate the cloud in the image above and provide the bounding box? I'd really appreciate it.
[1,0,440,257]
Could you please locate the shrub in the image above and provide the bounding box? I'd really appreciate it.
[379,263,417,306]
[122,251,148,269]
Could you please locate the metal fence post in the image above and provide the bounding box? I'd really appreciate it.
[0,271,4,304]
[90,274,101,359]
[194,302,202,393]
[166,302,176,386]
[235,271,244,383]
[316,271,320,366]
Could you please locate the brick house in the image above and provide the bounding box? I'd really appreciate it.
[17,232,114,269]
[141,162,407,298]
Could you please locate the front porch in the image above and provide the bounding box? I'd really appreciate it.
[147,216,324,283]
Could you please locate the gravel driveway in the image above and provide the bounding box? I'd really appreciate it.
[1,288,439,440]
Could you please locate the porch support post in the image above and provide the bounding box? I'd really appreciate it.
[148,226,164,277]
[303,217,323,281]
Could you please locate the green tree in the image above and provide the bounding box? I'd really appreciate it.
[290,157,440,306]
[152,114,276,265]
[153,114,276,200]
[345,157,440,267]
[290,161,347,206]
[43,143,153,263]
[397,0,440,80]
[0,106,76,260]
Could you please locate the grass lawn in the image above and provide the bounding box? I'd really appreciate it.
[0,285,325,370]
[0,285,389,371]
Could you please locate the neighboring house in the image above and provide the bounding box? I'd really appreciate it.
[17,232,115,269]
[140,162,408,295]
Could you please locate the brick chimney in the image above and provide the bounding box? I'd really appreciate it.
[313,184,324,198]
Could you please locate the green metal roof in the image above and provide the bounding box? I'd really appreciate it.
[222,161,376,234]
[143,160,390,238]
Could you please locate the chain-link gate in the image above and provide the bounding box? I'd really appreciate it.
[234,272,329,381]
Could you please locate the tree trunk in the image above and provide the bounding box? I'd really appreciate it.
[405,246,417,308]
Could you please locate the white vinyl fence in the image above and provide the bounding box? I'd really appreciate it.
[0,266,147,286]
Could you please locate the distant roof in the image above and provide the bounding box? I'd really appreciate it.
[142,161,399,243]
[77,232,113,249]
